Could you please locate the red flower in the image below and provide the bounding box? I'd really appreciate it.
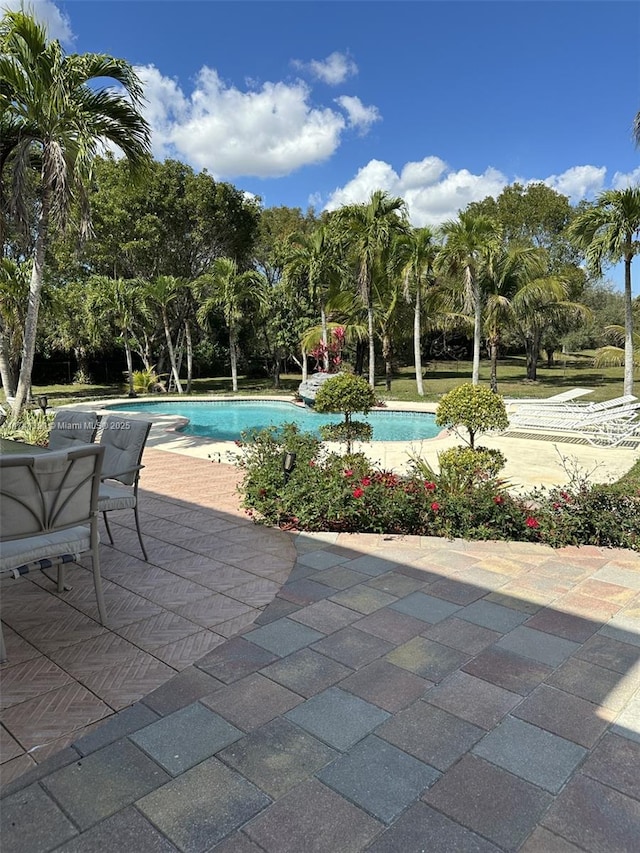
[344,469,353,477]
[560,491,571,501]
[258,488,267,497]
[424,481,437,491]
[552,501,562,510]
[493,495,504,505]
[361,477,371,487]
[431,502,440,512]
[526,516,540,529]
[309,460,316,467]
[352,487,364,498]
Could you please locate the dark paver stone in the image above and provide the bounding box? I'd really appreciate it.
[141,667,224,716]
[244,778,383,853]
[196,636,278,683]
[426,578,486,605]
[318,734,439,824]
[296,550,349,570]
[211,834,265,853]
[524,607,600,643]
[137,758,271,853]
[458,600,529,633]
[366,802,501,853]
[53,806,178,852]
[253,598,301,626]
[575,633,639,674]
[354,607,427,644]
[513,684,614,747]
[425,670,521,730]
[519,827,586,852]
[545,657,637,710]
[473,716,587,793]
[309,565,369,589]
[342,555,400,576]
[389,591,461,624]
[130,702,242,775]
[0,746,80,798]
[341,659,431,712]
[378,700,484,770]
[329,585,397,614]
[542,773,640,853]
[580,733,640,800]
[462,647,553,695]
[311,626,394,669]
[422,616,501,655]
[74,702,160,755]
[243,618,324,657]
[284,687,389,750]
[0,783,77,853]
[42,739,170,830]
[218,717,338,798]
[495,625,579,667]
[279,578,336,606]
[365,572,427,597]
[260,647,352,697]
[424,754,553,851]
[201,673,303,731]
[385,636,468,682]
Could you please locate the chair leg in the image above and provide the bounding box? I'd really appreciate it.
[91,521,108,625]
[102,511,114,545]
[134,504,148,562]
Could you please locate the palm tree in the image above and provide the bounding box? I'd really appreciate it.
[569,188,640,396]
[437,212,502,385]
[282,224,344,372]
[195,258,266,392]
[0,258,30,396]
[634,109,640,148]
[0,10,151,413]
[593,326,640,371]
[146,276,186,394]
[397,227,439,396]
[336,190,409,388]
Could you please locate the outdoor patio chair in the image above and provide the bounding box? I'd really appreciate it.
[48,409,100,450]
[508,402,640,446]
[511,394,637,420]
[0,444,106,662]
[96,416,152,561]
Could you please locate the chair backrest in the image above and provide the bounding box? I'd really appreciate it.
[0,445,104,542]
[97,416,152,485]
[48,410,100,451]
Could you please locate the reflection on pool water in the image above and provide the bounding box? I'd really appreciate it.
[107,400,440,443]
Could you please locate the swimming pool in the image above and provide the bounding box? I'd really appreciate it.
[107,400,440,442]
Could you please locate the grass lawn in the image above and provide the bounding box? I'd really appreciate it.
[2,351,631,408]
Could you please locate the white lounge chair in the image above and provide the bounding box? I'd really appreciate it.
[508,402,640,446]
[512,394,637,419]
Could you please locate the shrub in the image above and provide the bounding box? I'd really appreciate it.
[314,372,376,453]
[436,384,508,449]
[0,410,54,446]
[132,369,164,393]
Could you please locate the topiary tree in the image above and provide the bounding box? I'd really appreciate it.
[314,372,376,454]
[436,383,508,449]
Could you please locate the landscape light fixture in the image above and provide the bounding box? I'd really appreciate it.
[282,451,297,483]
[37,395,48,415]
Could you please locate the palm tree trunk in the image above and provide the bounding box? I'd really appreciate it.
[524,337,539,381]
[383,333,393,392]
[489,338,499,393]
[185,319,193,394]
[12,190,51,414]
[624,252,634,396]
[162,307,183,394]
[0,329,16,398]
[472,273,481,386]
[367,290,375,389]
[230,327,239,392]
[124,334,135,395]
[301,347,308,382]
[414,288,424,396]
[320,304,329,371]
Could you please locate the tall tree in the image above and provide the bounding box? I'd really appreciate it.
[568,188,640,396]
[397,227,439,396]
[634,110,640,148]
[145,276,186,393]
[196,258,267,392]
[336,191,409,388]
[0,10,151,413]
[437,212,502,385]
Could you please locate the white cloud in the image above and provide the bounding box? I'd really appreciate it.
[612,166,640,190]
[293,52,358,85]
[135,64,380,179]
[543,165,606,200]
[1,0,72,43]
[335,96,381,134]
[324,157,508,226]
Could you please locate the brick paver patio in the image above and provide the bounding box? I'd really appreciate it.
[1,449,640,851]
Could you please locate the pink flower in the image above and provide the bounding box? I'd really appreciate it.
[361,477,371,487]
[493,496,504,505]
[344,469,353,478]
[309,460,316,467]
[424,481,437,491]
[431,502,440,512]
[526,517,540,529]
[560,491,571,501]
[352,487,364,499]
[552,501,562,510]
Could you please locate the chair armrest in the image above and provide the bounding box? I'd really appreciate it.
[100,464,144,482]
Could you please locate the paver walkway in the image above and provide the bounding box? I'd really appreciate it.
[2,454,640,851]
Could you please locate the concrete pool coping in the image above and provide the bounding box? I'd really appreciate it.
[64,395,639,492]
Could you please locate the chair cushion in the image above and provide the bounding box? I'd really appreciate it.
[98,482,136,511]
[0,525,92,572]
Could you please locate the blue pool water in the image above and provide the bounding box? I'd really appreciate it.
[107,400,440,442]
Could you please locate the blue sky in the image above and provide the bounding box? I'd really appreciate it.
[5,1,640,283]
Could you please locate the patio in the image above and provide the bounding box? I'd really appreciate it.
[1,447,639,851]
